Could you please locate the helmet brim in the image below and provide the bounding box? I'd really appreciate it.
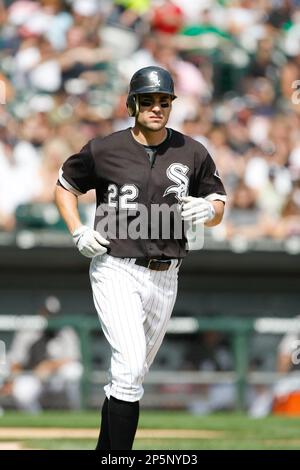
[129,87,176,99]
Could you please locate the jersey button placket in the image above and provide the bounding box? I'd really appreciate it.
[144,151,155,259]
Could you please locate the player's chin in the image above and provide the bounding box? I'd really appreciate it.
[146,121,166,131]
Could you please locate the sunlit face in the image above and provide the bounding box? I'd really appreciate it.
[136,93,172,131]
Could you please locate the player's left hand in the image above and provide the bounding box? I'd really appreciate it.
[180,196,215,225]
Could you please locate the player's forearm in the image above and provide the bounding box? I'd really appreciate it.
[205,201,225,227]
[54,185,82,234]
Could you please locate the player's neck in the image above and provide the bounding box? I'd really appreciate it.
[131,126,167,146]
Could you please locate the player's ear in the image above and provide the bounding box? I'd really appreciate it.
[126,95,139,117]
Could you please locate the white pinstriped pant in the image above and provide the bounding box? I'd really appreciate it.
[89,254,179,402]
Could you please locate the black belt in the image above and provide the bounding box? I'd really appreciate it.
[134,258,182,271]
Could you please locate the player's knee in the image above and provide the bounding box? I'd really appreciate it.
[110,349,148,389]
[129,358,148,385]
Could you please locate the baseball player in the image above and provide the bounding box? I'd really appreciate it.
[55,66,226,450]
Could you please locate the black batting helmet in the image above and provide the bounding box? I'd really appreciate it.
[126,66,176,117]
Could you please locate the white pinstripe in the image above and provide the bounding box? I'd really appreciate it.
[89,254,179,402]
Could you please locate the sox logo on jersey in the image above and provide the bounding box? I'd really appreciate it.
[163,163,190,202]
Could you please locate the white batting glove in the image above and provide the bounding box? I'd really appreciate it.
[72,225,110,258]
[181,196,215,225]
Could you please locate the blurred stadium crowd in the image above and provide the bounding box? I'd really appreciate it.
[1,0,300,242]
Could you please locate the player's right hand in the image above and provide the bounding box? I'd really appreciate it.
[72,225,110,258]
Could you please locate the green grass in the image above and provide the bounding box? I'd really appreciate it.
[1,411,300,450]
[0,410,100,428]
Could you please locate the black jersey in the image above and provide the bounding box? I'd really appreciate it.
[58,128,226,259]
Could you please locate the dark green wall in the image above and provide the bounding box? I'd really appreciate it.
[1,246,300,318]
